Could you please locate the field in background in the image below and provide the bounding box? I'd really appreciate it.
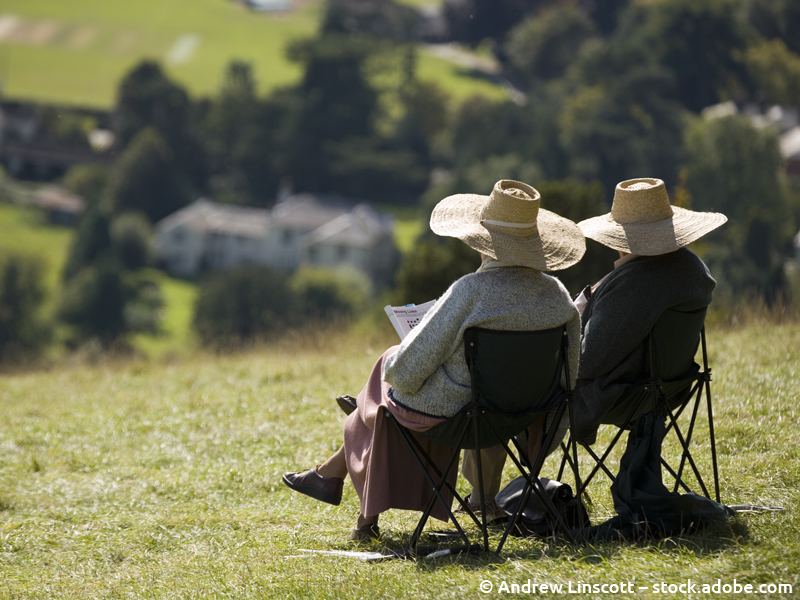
[0,0,504,108]
[0,324,798,598]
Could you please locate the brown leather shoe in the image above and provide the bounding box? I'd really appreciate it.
[335,394,357,416]
[282,466,344,506]
[348,523,380,541]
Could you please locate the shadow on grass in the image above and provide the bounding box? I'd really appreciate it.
[362,516,751,570]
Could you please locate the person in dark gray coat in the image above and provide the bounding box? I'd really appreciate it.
[572,178,727,445]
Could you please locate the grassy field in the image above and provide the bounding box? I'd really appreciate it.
[0,323,798,598]
[0,0,504,108]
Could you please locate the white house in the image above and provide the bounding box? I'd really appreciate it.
[154,194,400,287]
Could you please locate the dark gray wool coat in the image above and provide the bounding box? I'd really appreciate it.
[572,247,716,444]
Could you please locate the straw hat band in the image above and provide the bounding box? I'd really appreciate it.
[481,219,539,228]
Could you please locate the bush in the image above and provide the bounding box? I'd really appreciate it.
[393,236,481,304]
[58,259,163,346]
[58,259,128,345]
[0,254,50,362]
[110,212,154,271]
[290,265,372,319]
[193,266,297,347]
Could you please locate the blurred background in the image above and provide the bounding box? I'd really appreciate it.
[0,0,799,364]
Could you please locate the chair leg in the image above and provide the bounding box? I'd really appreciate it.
[664,410,711,499]
[400,421,481,529]
[492,407,578,552]
[671,385,703,494]
[385,413,473,553]
[472,412,490,552]
[704,375,721,504]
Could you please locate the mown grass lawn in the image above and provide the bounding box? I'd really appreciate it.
[1,324,798,598]
[0,0,503,108]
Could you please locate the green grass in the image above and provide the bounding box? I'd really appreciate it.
[0,0,319,107]
[0,0,503,108]
[0,324,798,598]
[0,203,72,318]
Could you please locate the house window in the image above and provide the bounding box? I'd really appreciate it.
[337,245,348,259]
[282,229,293,244]
[308,246,319,262]
[173,228,185,243]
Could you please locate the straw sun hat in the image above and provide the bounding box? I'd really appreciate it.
[430,179,585,271]
[578,178,727,256]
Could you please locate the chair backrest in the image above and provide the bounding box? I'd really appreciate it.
[647,307,707,382]
[465,326,565,414]
[417,325,568,449]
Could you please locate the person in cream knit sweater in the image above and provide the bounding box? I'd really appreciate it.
[283,180,585,541]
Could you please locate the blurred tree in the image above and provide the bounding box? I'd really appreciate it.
[506,5,596,84]
[559,67,686,191]
[684,114,795,300]
[106,127,190,223]
[123,277,164,335]
[393,235,481,304]
[290,265,371,319]
[115,60,206,190]
[399,80,450,146]
[443,0,545,47]
[623,0,751,112]
[459,154,544,196]
[748,0,800,55]
[62,164,109,207]
[740,39,800,105]
[62,204,113,281]
[193,266,297,347]
[0,254,50,361]
[110,212,153,271]
[58,259,128,345]
[284,35,380,191]
[535,179,618,295]
[203,61,265,205]
[322,0,420,41]
[582,0,630,35]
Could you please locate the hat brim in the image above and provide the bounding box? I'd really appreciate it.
[430,192,586,271]
[578,206,727,255]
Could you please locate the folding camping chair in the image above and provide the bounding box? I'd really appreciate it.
[558,306,721,504]
[384,325,582,556]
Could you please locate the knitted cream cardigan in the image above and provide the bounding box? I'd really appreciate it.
[383,266,580,419]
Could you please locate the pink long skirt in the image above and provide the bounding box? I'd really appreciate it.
[343,346,458,522]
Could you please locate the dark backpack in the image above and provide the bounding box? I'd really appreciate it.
[495,476,589,538]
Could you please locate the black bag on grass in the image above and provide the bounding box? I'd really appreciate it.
[495,476,589,537]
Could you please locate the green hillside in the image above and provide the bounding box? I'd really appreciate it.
[0,0,504,107]
[0,323,798,597]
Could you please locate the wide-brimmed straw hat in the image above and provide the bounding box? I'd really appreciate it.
[430,179,585,271]
[578,178,727,256]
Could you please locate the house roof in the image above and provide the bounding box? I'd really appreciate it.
[271,193,353,231]
[155,198,270,238]
[306,204,394,249]
[32,186,86,213]
[780,127,800,161]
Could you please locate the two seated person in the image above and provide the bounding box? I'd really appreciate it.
[282,177,727,541]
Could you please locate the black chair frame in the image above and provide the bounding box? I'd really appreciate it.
[557,308,721,504]
[385,325,582,556]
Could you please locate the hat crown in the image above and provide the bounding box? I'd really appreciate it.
[479,180,540,237]
[611,178,673,224]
